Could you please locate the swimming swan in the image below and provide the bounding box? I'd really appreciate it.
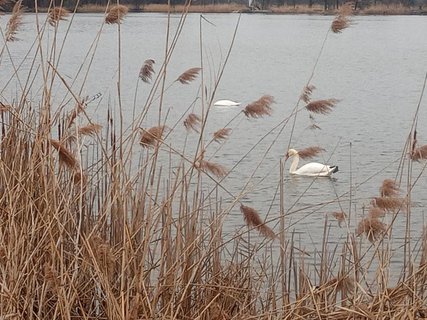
[285,148,338,177]
[213,100,241,107]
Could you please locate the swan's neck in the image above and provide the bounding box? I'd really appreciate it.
[289,155,299,173]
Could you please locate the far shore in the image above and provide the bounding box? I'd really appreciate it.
[36,3,427,15]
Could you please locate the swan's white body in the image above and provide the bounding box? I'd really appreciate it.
[213,100,241,107]
[286,149,338,177]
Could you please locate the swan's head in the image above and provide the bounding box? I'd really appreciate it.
[285,149,298,160]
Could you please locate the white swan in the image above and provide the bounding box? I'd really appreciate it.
[285,149,338,177]
[213,99,241,107]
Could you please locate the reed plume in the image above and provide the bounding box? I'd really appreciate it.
[243,95,275,118]
[357,217,387,243]
[78,123,102,137]
[140,125,166,148]
[300,84,316,103]
[105,5,128,24]
[331,4,352,33]
[411,145,427,161]
[332,211,346,227]
[48,7,69,26]
[372,197,406,212]
[195,159,227,178]
[380,179,400,197]
[177,67,201,84]
[183,113,201,132]
[240,204,276,239]
[213,128,232,142]
[305,99,339,115]
[297,146,325,160]
[50,139,78,169]
[139,59,155,83]
[309,123,321,130]
[5,0,23,42]
[368,207,386,219]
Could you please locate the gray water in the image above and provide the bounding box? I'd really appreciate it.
[1,13,427,278]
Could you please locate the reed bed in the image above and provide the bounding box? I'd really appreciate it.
[0,3,426,319]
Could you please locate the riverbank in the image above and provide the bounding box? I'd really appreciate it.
[38,3,427,15]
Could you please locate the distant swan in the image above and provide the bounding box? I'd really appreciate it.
[213,100,240,107]
[286,148,338,177]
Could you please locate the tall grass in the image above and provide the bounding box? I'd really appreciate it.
[0,2,426,319]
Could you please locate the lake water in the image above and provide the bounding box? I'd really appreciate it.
[1,12,427,279]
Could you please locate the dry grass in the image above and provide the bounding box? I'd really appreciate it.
[139,59,156,83]
[213,128,232,142]
[105,4,128,24]
[184,113,201,132]
[240,204,276,239]
[1,3,426,319]
[300,84,316,104]
[48,7,69,26]
[177,67,202,84]
[243,95,275,118]
[296,146,325,159]
[305,98,339,115]
[140,125,166,147]
[5,0,23,42]
[142,3,246,13]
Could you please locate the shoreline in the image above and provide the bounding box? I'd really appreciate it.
[34,4,427,16]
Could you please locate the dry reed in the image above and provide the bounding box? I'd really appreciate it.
[50,139,79,169]
[332,211,346,227]
[240,204,276,239]
[305,99,339,114]
[411,145,427,161]
[368,207,386,219]
[5,0,23,42]
[195,159,227,178]
[372,196,406,212]
[139,59,155,83]
[297,146,325,160]
[177,67,202,84]
[48,7,69,26]
[105,4,128,24]
[78,123,102,137]
[357,217,387,243]
[380,179,400,197]
[300,84,316,103]
[331,4,352,33]
[140,125,166,147]
[243,95,275,118]
[183,113,201,132]
[213,128,232,142]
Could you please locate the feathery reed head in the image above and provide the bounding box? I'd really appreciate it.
[139,59,155,83]
[78,123,102,137]
[356,217,387,243]
[332,211,346,227]
[183,113,201,133]
[380,179,400,197]
[331,4,352,33]
[50,139,78,169]
[140,125,166,148]
[213,128,232,143]
[195,159,227,178]
[105,5,128,24]
[368,207,386,219]
[243,95,275,118]
[286,146,325,160]
[305,99,339,115]
[5,0,23,42]
[411,145,427,161]
[371,197,406,212]
[48,7,69,26]
[240,204,276,239]
[300,84,316,104]
[177,67,201,84]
